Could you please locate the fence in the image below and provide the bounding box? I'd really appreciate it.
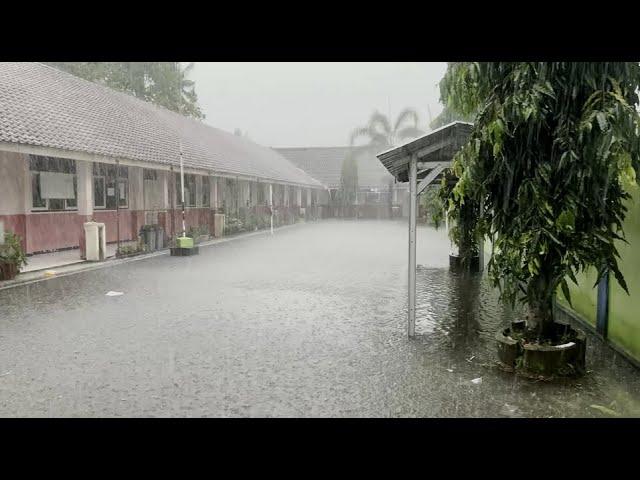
[556,184,640,365]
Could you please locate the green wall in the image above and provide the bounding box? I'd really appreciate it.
[558,267,598,328]
[608,185,640,361]
[483,184,640,363]
[560,184,640,362]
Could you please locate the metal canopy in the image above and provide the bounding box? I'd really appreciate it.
[377,121,473,182]
[376,121,474,338]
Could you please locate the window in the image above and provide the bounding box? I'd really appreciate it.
[93,163,128,209]
[202,177,210,207]
[93,177,106,208]
[175,173,196,207]
[257,183,265,204]
[29,155,77,211]
[366,190,380,204]
[143,169,157,181]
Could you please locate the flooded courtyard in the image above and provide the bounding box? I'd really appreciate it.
[1,220,639,417]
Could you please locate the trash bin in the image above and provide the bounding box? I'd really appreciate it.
[84,221,106,261]
[155,225,164,249]
[140,225,156,251]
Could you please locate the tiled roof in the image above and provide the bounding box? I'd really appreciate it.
[0,62,323,188]
[275,145,394,189]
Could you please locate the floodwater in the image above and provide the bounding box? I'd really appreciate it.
[1,220,639,417]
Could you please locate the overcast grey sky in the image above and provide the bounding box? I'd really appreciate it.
[190,62,448,148]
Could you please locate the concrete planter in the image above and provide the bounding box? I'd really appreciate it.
[115,250,146,259]
[194,234,210,244]
[170,246,200,256]
[496,320,586,379]
[0,261,18,281]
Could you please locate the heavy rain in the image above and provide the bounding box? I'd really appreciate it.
[1,62,640,418]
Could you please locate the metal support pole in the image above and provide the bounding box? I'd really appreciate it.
[170,165,175,239]
[269,183,274,235]
[179,144,185,237]
[115,159,120,255]
[408,154,417,338]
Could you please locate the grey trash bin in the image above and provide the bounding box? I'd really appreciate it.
[155,225,164,249]
[140,225,156,251]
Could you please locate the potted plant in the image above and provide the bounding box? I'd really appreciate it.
[438,62,640,378]
[0,232,27,281]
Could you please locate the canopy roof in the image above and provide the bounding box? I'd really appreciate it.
[376,121,473,182]
[276,145,394,189]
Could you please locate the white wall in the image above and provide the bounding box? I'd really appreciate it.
[0,150,27,215]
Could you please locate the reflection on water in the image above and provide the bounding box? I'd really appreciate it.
[0,220,639,417]
[411,264,640,417]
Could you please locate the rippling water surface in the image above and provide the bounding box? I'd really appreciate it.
[1,220,639,417]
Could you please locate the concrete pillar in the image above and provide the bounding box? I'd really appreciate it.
[76,160,93,217]
[243,180,251,208]
[306,188,312,206]
[76,160,93,259]
[161,171,169,209]
[129,166,144,211]
[296,187,302,207]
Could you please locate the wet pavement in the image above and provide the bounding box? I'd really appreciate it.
[1,220,640,417]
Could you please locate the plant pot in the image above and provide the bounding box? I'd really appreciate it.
[116,250,144,259]
[449,254,480,272]
[0,261,19,281]
[496,320,586,379]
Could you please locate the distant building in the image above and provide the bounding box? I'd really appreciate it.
[0,63,328,256]
[275,146,409,218]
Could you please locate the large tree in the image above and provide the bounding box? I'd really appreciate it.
[350,108,424,152]
[46,62,205,119]
[439,62,640,339]
[429,104,475,130]
[338,150,359,213]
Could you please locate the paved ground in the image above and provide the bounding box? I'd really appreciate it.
[22,241,137,273]
[1,220,640,417]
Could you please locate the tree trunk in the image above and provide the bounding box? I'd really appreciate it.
[525,297,555,340]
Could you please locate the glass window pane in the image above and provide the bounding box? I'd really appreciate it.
[49,199,65,211]
[202,178,210,207]
[66,175,78,208]
[118,181,128,207]
[94,177,105,208]
[31,173,46,208]
[106,180,116,209]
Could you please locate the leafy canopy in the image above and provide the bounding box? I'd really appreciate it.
[350,108,424,152]
[47,62,205,120]
[339,151,359,207]
[440,62,640,317]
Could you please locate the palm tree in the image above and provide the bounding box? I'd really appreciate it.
[349,108,425,151]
